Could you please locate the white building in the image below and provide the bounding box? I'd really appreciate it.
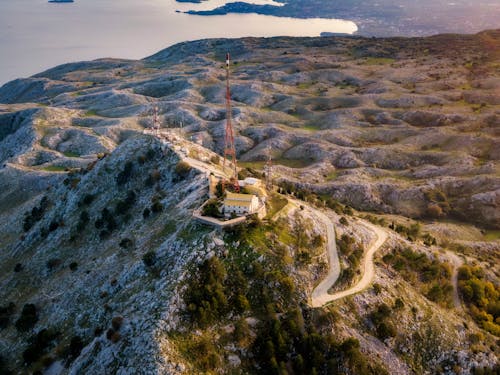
[223,192,259,217]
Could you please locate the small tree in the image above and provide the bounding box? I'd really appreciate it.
[175,161,192,179]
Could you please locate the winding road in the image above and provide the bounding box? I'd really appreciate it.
[310,208,389,308]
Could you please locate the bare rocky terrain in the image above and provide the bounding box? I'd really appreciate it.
[1,30,498,228]
[0,31,499,374]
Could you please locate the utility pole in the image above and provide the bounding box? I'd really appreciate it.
[223,52,240,192]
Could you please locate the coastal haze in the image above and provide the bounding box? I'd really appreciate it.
[0,0,357,85]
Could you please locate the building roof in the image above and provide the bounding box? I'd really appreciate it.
[224,192,258,209]
[225,192,256,202]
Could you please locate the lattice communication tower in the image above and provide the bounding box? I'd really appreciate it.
[223,52,240,192]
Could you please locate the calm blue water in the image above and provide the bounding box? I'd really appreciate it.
[0,0,357,85]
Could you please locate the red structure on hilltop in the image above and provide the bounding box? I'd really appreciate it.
[223,52,240,192]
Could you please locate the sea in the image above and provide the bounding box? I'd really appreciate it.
[0,0,357,85]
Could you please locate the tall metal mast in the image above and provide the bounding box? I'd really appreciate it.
[223,52,239,192]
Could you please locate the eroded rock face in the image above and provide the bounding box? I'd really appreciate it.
[0,135,213,373]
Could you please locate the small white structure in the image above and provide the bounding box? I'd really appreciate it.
[238,177,261,187]
[223,192,259,217]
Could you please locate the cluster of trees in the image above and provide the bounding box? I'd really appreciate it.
[116,161,134,186]
[335,234,364,287]
[424,189,450,218]
[457,265,500,336]
[180,218,388,374]
[369,304,397,340]
[388,222,421,242]
[277,182,353,215]
[201,198,222,218]
[383,247,453,307]
[0,302,15,329]
[23,196,49,232]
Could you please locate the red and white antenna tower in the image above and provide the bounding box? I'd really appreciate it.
[223,52,240,192]
[152,106,160,136]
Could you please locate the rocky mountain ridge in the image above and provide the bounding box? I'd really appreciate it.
[0,31,499,374]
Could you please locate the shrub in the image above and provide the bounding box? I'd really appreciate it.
[22,328,59,364]
[69,262,78,271]
[210,155,220,164]
[111,316,124,331]
[77,210,90,231]
[116,161,133,186]
[201,199,221,218]
[69,336,84,360]
[142,251,157,267]
[119,238,133,249]
[143,208,150,218]
[115,190,136,215]
[15,304,38,332]
[46,258,62,271]
[0,302,15,329]
[426,203,443,218]
[457,265,500,336]
[80,193,95,206]
[370,304,396,340]
[0,355,12,375]
[174,161,192,179]
[339,216,348,225]
[151,201,163,213]
[23,196,49,232]
[14,263,23,272]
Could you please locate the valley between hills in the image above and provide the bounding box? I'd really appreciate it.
[0,30,499,374]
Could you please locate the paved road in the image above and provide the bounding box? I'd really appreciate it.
[309,206,341,308]
[311,218,388,308]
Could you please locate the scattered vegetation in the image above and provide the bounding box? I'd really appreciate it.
[15,304,39,332]
[370,303,397,340]
[142,251,157,268]
[383,247,453,307]
[336,234,364,288]
[23,196,49,232]
[116,161,134,186]
[201,198,222,218]
[0,302,16,329]
[22,328,60,365]
[178,216,388,374]
[458,265,500,336]
[174,161,192,180]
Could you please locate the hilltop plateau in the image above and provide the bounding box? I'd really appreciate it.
[0,31,499,374]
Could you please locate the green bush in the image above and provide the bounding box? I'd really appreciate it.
[15,304,38,332]
[458,265,500,336]
[184,257,228,328]
[116,161,134,186]
[142,251,157,267]
[175,161,192,179]
[22,328,59,364]
[201,199,221,218]
[383,247,453,307]
[68,336,84,361]
[23,196,49,232]
[0,302,15,329]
